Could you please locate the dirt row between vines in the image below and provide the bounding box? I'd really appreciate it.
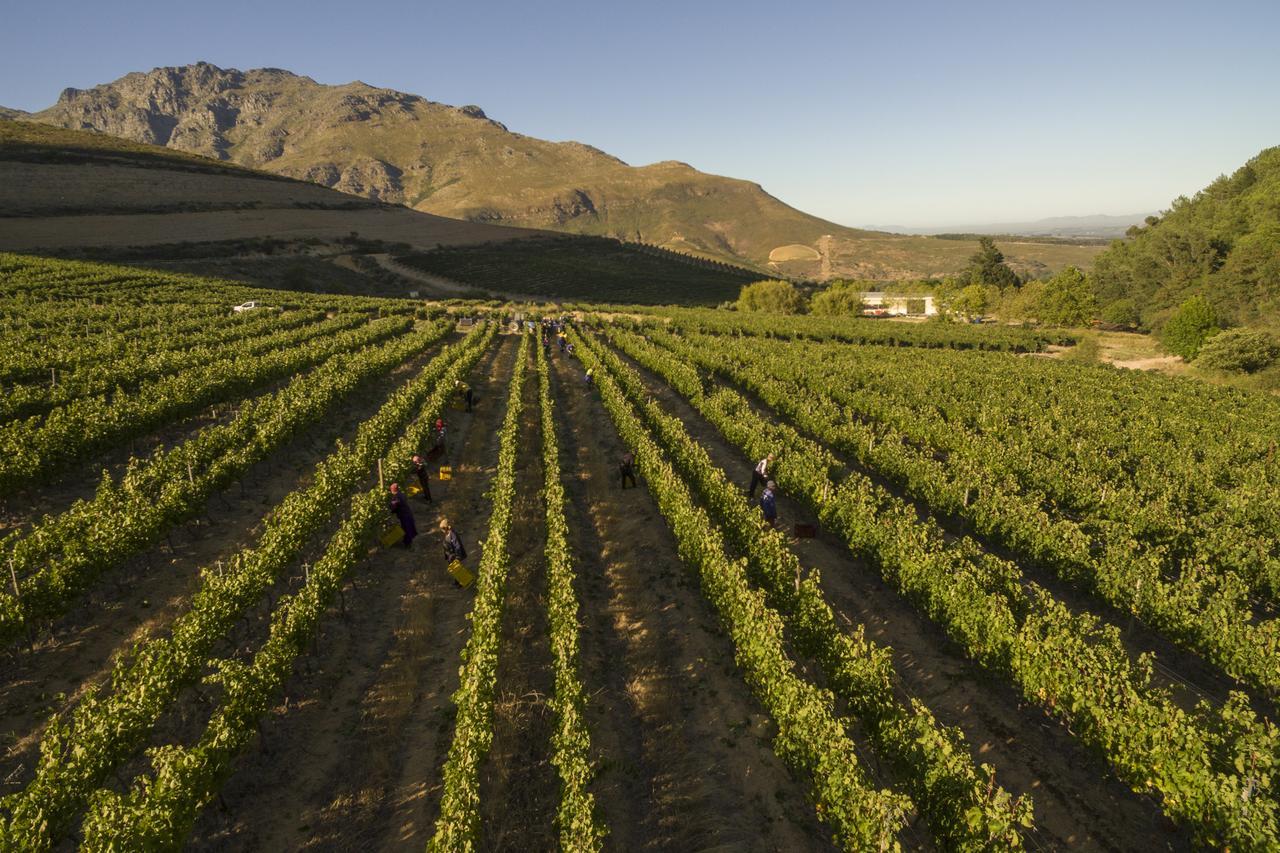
[183,334,513,850]
[549,349,837,852]
[599,335,1190,852]
[476,346,558,851]
[0,330,460,794]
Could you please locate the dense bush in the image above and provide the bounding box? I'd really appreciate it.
[736,279,805,314]
[1194,328,1280,373]
[809,282,864,316]
[1161,295,1221,359]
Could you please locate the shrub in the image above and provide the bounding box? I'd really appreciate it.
[1161,295,1220,359]
[736,279,805,314]
[1193,328,1280,373]
[810,283,863,316]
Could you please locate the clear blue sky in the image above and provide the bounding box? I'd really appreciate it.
[4,0,1278,227]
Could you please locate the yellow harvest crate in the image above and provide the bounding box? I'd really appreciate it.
[447,559,474,588]
[438,466,453,481]
[379,524,405,547]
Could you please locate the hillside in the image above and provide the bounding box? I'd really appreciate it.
[0,122,765,303]
[0,120,540,247]
[1091,145,1280,326]
[21,62,1102,280]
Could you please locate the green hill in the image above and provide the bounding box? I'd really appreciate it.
[396,236,757,305]
[1091,145,1280,327]
[19,62,1102,281]
[0,121,765,304]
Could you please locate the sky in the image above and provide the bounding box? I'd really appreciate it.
[3,0,1279,227]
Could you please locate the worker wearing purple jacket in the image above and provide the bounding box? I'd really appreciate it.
[760,480,778,528]
[388,483,417,548]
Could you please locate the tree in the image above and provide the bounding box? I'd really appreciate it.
[1036,266,1097,326]
[966,237,1020,289]
[999,280,1045,322]
[1101,299,1141,329]
[736,279,805,314]
[810,282,864,316]
[1193,328,1280,373]
[953,284,994,318]
[1160,295,1221,359]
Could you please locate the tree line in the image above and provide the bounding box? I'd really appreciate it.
[735,170,1280,379]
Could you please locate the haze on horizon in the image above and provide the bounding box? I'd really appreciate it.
[3,0,1277,228]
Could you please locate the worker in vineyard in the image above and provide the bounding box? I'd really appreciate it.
[760,480,779,528]
[388,483,417,548]
[433,417,447,451]
[464,383,475,412]
[412,454,432,503]
[619,450,637,489]
[748,453,775,498]
[440,517,466,564]
[585,368,594,385]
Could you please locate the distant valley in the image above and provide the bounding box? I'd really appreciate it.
[866,213,1153,240]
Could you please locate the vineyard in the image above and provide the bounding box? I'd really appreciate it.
[3,252,1280,851]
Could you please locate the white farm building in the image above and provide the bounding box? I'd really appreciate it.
[859,292,938,317]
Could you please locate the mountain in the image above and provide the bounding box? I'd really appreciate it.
[21,62,1102,280]
[872,214,1153,240]
[0,107,28,121]
[0,121,758,304]
[1090,145,1280,327]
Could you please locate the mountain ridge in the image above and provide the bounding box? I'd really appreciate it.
[18,62,1103,279]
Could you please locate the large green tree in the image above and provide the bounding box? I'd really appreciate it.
[1194,328,1280,373]
[965,237,1020,289]
[1036,266,1097,326]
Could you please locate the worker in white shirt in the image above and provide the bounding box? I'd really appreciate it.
[748,452,775,498]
